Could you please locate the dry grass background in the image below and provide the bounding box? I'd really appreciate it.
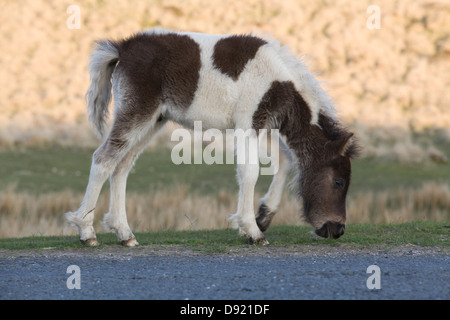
[1,182,449,238]
[1,0,449,237]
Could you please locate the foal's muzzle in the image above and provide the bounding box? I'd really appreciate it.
[315,221,345,239]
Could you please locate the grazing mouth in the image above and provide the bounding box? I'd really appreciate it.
[315,221,346,239]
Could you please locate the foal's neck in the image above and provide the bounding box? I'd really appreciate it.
[283,119,329,170]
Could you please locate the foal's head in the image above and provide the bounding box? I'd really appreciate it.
[300,116,360,239]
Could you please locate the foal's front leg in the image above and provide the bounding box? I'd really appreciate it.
[229,132,268,245]
[256,136,293,231]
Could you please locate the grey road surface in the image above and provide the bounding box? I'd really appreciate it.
[0,246,448,300]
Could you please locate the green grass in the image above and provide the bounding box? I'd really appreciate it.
[1,146,450,195]
[0,146,272,194]
[351,158,450,193]
[0,222,448,251]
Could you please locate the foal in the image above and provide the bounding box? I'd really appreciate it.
[66,29,359,246]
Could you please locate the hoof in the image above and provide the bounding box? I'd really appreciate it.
[81,238,98,246]
[120,237,139,247]
[249,236,269,246]
[255,203,276,232]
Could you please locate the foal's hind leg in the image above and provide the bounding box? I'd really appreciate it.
[65,114,158,245]
[102,120,167,246]
[256,136,293,231]
[65,139,129,245]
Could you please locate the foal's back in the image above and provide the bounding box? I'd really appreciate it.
[112,30,301,131]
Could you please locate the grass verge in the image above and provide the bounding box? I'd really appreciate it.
[0,222,448,252]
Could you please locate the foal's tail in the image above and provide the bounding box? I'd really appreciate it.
[85,40,120,139]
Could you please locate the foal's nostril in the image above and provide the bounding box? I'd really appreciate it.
[315,222,345,239]
[314,223,330,238]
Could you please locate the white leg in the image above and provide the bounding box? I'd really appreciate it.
[65,107,163,245]
[256,136,293,231]
[65,141,128,245]
[102,152,139,246]
[229,130,267,244]
[102,121,166,246]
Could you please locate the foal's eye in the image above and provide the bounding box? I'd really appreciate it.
[334,178,345,189]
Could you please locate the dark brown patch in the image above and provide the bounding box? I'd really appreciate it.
[253,82,359,163]
[213,35,267,81]
[252,80,312,145]
[97,32,201,158]
[117,32,201,111]
[253,80,360,160]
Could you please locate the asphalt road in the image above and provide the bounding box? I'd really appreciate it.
[0,246,448,301]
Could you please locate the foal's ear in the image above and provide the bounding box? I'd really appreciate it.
[338,132,362,159]
[339,132,354,157]
[327,132,356,158]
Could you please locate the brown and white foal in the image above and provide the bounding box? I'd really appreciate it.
[66,29,359,246]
